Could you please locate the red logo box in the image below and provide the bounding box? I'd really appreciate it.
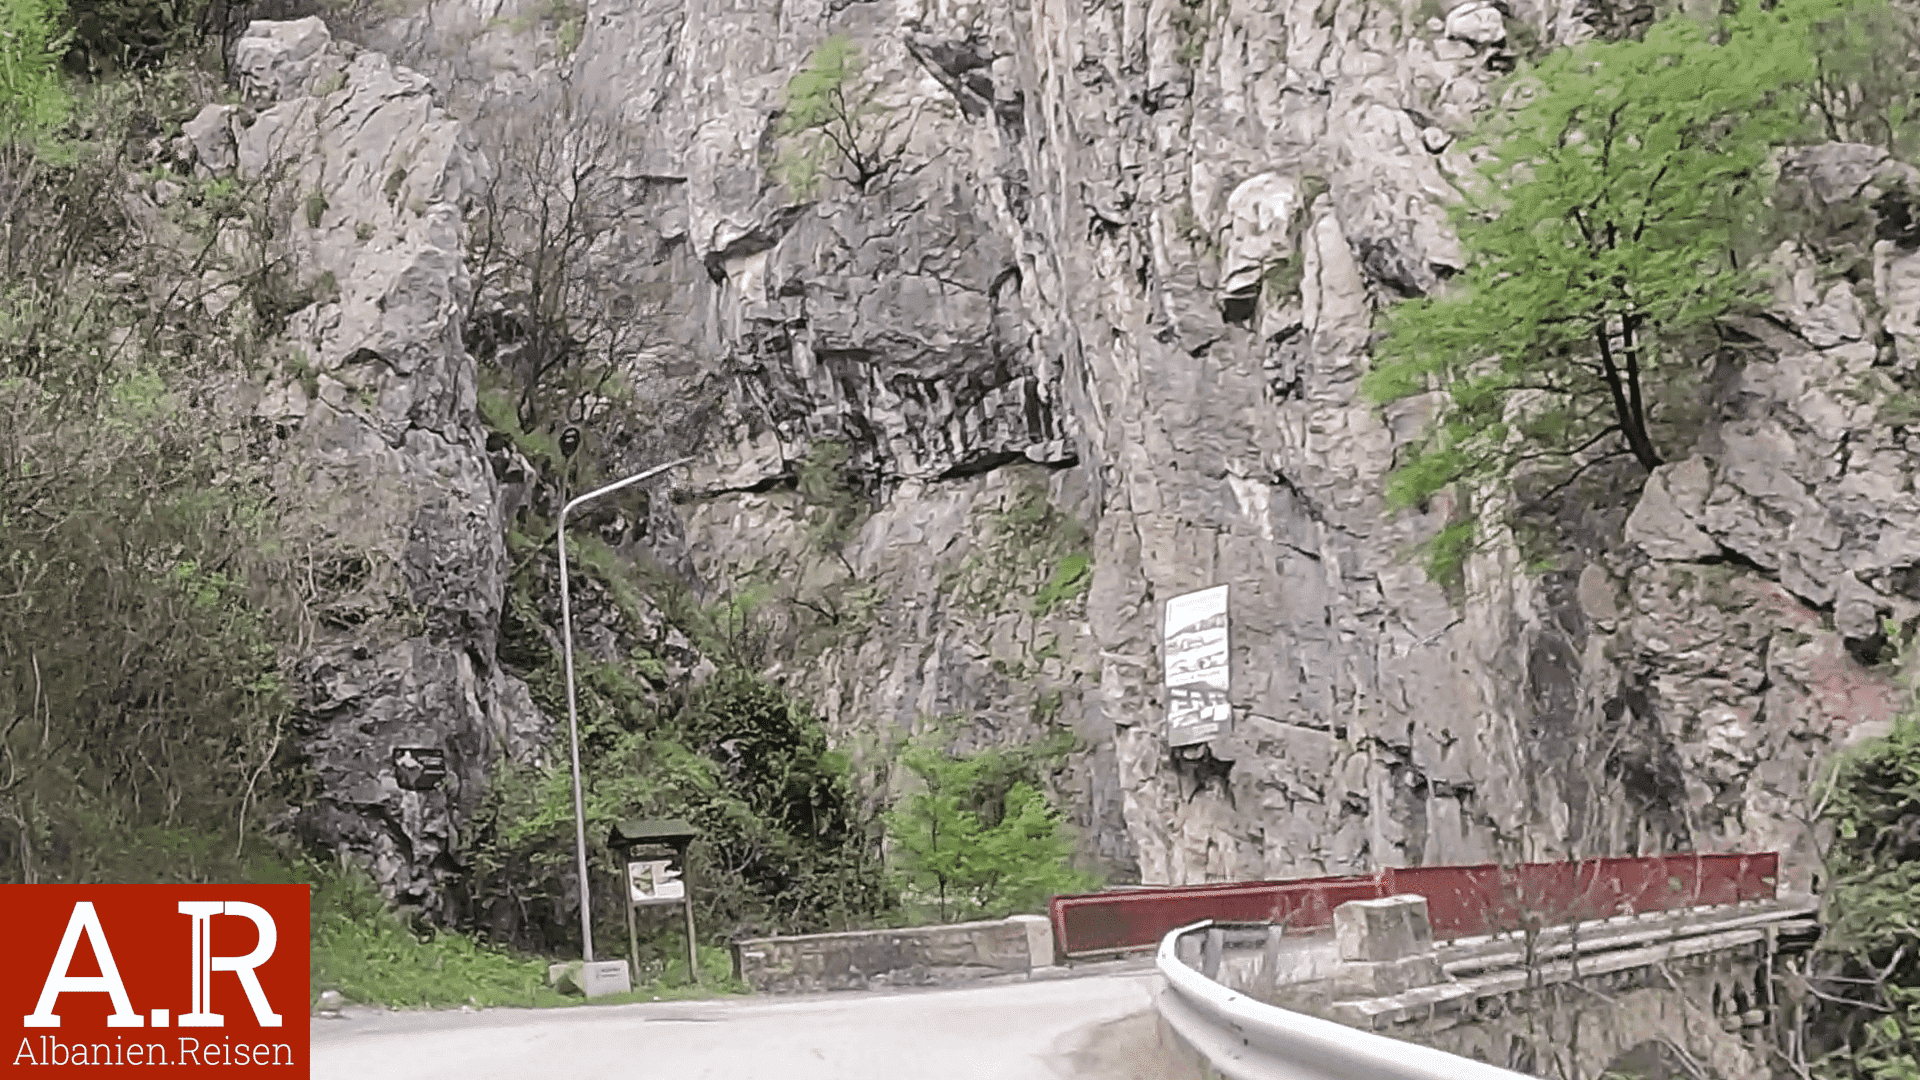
[2,886,309,1074]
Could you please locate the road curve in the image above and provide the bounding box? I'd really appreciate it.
[313,971,1166,1080]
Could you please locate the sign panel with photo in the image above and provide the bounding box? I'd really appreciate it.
[1163,585,1230,747]
[627,859,686,906]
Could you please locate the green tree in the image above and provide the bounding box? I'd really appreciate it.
[0,0,71,144]
[794,438,867,556]
[1803,0,1920,156]
[1361,0,1846,582]
[1808,707,1920,1079]
[885,727,1098,923]
[774,34,906,196]
[468,652,892,952]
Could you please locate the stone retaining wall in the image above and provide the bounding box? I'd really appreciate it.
[730,914,1056,993]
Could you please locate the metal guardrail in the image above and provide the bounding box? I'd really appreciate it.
[1055,852,1779,959]
[1154,920,1538,1080]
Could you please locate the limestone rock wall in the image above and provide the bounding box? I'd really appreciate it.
[332,0,1918,896]
[180,18,550,912]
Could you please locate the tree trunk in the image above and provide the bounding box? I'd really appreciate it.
[1593,320,1664,472]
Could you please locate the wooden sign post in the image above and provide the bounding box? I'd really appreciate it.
[608,818,700,985]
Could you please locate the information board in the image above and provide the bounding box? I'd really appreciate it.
[1164,585,1230,747]
[627,859,686,906]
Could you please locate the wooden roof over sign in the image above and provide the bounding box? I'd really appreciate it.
[608,817,698,848]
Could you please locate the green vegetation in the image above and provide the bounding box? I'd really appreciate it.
[1,0,71,142]
[945,474,1094,619]
[1803,0,1920,157]
[1172,0,1212,66]
[465,87,701,446]
[1262,253,1304,304]
[1881,390,1920,428]
[1173,200,1218,254]
[1810,694,1920,1077]
[470,661,894,953]
[1033,552,1092,617]
[478,373,563,470]
[794,438,869,555]
[774,35,906,196]
[1,61,307,888]
[288,350,322,399]
[885,723,1098,923]
[1362,0,1866,586]
[554,6,583,57]
[58,0,222,75]
[310,862,569,1009]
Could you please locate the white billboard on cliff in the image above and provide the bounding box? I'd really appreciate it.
[1164,585,1229,747]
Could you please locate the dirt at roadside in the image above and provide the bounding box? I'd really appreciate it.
[1046,1009,1201,1079]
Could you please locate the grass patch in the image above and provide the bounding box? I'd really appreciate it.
[478,382,561,469]
[1033,552,1092,617]
[310,863,750,1011]
[311,867,555,1010]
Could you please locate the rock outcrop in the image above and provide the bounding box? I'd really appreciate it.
[178,18,549,912]
[308,0,1917,900]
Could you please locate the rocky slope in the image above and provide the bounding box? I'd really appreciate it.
[175,18,548,914]
[253,0,1920,903]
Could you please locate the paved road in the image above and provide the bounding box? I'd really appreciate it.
[313,972,1170,1080]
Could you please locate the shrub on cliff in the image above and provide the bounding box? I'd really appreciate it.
[1362,0,1867,587]
[0,66,316,885]
[59,0,227,74]
[1795,620,1920,1079]
[466,84,707,450]
[773,34,909,197]
[1,0,71,144]
[1808,707,1920,1079]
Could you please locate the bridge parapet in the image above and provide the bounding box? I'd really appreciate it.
[1056,852,1782,960]
[1158,895,1819,1079]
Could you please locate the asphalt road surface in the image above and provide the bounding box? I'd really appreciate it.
[312,971,1173,1080]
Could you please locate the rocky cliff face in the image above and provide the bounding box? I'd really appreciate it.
[296,0,1918,901]
[176,18,549,913]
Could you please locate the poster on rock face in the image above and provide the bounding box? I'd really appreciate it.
[1164,585,1230,748]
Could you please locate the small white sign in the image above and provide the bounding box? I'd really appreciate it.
[1164,585,1230,747]
[628,859,685,905]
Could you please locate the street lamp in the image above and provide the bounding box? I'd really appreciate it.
[557,454,696,963]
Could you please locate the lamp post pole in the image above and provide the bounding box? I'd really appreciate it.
[557,455,695,963]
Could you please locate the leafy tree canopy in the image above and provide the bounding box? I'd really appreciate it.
[1362,0,1865,584]
[884,724,1099,923]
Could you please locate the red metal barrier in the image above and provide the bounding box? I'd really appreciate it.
[1047,875,1381,957]
[1048,852,1782,959]
[1267,879,1390,931]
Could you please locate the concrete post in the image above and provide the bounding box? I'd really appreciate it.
[1261,924,1286,1000]
[1328,895,1445,998]
[1006,914,1057,971]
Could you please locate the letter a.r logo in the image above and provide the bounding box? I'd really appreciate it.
[2,884,309,1074]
